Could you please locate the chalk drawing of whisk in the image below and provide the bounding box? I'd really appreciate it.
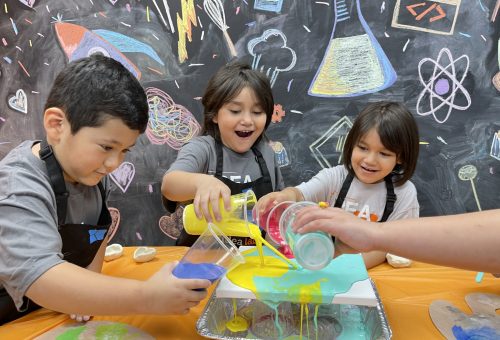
[203,0,237,58]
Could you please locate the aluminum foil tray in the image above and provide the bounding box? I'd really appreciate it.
[197,279,391,339]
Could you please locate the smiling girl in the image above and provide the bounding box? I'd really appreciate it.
[255,101,420,268]
[161,62,284,246]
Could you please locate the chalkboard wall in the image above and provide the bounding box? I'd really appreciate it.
[1,0,499,246]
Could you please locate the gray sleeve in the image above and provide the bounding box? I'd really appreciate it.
[0,167,65,310]
[166,138,211,174]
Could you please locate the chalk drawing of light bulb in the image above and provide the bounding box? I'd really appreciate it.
[417,48,471,124]
[145,87,201,150]
[247,29,297,87]
[204,0,237,58]
[458,165,482,211]
[308,0,396,97]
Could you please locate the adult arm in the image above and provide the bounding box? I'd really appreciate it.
[293,207,500,273]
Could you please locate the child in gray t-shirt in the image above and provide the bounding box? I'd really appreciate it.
[162,62,284,247]
[0,55,209,325]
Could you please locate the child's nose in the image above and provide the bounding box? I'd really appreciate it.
[365,152,377,163]
[104,153,123,171]
[240,112,253,124]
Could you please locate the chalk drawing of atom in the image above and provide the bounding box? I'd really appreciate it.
[416,48,471,124]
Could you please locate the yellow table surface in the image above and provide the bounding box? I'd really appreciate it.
[1,247,498,339]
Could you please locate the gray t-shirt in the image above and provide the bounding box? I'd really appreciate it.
[0,141,103,310]
[296,165,419,221]
[167,135,285,191]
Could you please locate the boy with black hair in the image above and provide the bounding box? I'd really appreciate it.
[0,55,209,325]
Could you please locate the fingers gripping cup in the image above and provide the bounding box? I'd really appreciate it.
[173,223,245,285]
[183,191,259,238]
[279,202,334,270]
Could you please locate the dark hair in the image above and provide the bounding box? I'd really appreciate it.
[201,62,274,143]
[44,54,149,134]
[342,101,419,186]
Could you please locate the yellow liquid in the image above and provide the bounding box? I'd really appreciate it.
[225,298,249,332]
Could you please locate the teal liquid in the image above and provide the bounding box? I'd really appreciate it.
[284,228,334,270]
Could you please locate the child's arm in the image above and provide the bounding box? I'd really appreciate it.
[86,238,106,273]
[25,261,210,316]
[67,241,107,322]
[361,251,387,269]
[162,170,231,222]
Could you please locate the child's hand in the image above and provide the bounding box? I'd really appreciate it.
[194,176,231,222]
[143,262,210,315]
[69,314,91,322]
[254,188,301,222]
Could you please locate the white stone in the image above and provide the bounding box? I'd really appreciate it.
[386,253,412,268]
[104,243,123,262]
[133,247,157,263]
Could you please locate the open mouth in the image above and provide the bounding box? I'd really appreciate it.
[235,131,253,138]
[361,165,377,173]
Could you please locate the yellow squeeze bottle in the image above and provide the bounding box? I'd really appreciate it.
[182,191,260,237]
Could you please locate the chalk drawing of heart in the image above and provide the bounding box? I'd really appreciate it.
[19,0,36,8]
[107,207,120,242]
[109,0,119,5]
[158,206,184,240]
[109,162,135,193]
[8,89,28,114]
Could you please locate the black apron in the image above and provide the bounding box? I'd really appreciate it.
[176,140,274,247]
[333,172,396,225]
[0,140,111,325]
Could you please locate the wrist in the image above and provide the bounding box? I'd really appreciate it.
[372,222,388,253]
[285,187,302,201]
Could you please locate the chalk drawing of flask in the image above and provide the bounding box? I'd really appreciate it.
[308,0,397,97]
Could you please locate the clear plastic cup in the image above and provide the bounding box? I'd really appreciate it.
[254,201,294,244]
[279,201,334,270]
[253,201,295,258]
[172,223,245,284]
[183,190,259,238]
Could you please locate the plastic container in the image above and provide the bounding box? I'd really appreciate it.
[173,223,245,284]
[280,201,334,270]
[254,201,295,258]
[256,201,334,270]
[183,190,259,238]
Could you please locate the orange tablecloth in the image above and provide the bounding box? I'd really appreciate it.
[1,247,498,339]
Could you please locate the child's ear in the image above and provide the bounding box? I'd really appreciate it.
[44,107,67,144]
[212,113,218,124]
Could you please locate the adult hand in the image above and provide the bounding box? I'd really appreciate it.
[142,262,210,315]
[193,176,231,222]
[292,206,378,254]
